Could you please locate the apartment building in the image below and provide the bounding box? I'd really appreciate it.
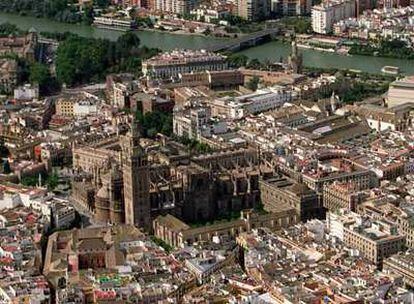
[271,0,312,16]
[190,6,230,22]
[0,59,18,94]
[323,180,367,212]
[155,0,197,14]
[55,95,99,117]
[55,98,74,117]
[302,165,375,194]
[344,217,404,266]
[312,0,356,34]
[14,84,39,101]
[358,201,414,249]
[237,0,271,21]
[173,106,227,139]
[329,210,405,267]
[384,252,414,288]
[349,103,414,132]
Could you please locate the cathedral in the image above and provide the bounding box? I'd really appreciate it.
[71,117,262,231]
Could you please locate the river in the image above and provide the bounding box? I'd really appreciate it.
[239,41,414,74]
[1,12,414,75]
[0,12,224,50]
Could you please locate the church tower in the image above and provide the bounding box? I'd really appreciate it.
[121,116,151,231]
[288,33,303,74]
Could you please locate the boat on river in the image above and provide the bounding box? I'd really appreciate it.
[93,17,136,31]
[381,66,400,75]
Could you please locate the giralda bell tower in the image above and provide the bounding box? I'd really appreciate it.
[121,116,151,231]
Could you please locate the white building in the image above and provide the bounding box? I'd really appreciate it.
[155,0,197,14]
[312,0,355,34]
[21,193,53,219]
[0,192,22,210]
[327,209,356,241]
[142,49,228,79]
[13,84,39,101]
[242,87,292,114]
[190,6,229,22]
[51,201,76,229]
[113,82,130,108]
[73,100,98,117]
[173,106,228,139]
[200,118,228,138]
[213,87,293,119]
[388,76,414,107]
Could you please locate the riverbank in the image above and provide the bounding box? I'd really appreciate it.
[0,12,226,50]
[135,26,233,40]
[349,39,414,60]
[1,12,414,75]
[238,40,414,75]
[298,44,335,53]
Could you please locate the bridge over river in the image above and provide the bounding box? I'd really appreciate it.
[38,37,60,47]
[37,29,281,53]
[205,28,280,52]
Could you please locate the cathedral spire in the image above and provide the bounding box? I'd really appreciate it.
[130,115,141,140]
[123,114,143,155]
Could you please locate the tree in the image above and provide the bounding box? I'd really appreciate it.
[56,36,108,86]
[0,23,22,37]
[116,31,141,58]
[150,236,173,253]
[0,139,9,158]
[223,15,248,26]
[55,33,156,86]
[2,160,11,174]
[174,135,213,154]
[246,76,260,91]
[29,62,59,95]
[280,17,312,34]
[82,6,94,25]
[21,176,39,187]
[46,172,59,190]
[95,0,110,8]
[349,38,414,60]
[246,58,262,69]
[227,54,249,68]
[29,62,48,87]
[135,110,173,138]
[0,0,84,24]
